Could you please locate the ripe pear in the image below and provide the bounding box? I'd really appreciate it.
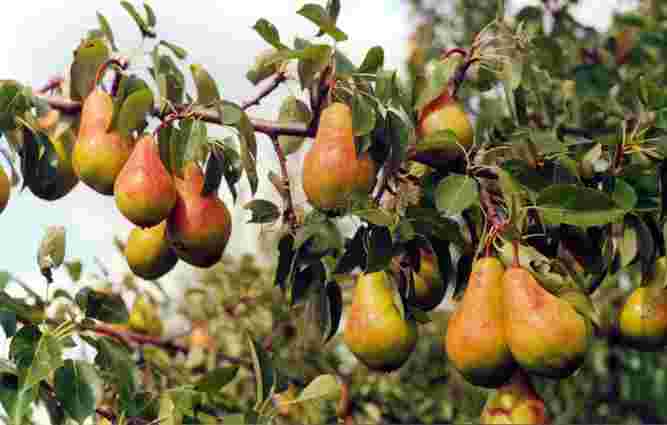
[277,96,312,155]
[480,371,550,425]
[302,103,377,211]
[0,166,9,214]
[124,221,178,280]
[166,163,232,268]
[128,294,163,336]
[417,91,474,161]
[73,88,133,195]
[412,249,446,311]
[28,111,79,201]
[344,271,417,372]
[446,257,516,388]
[619,256,667,350]
[502,266,591,379]
[114,135,177,227]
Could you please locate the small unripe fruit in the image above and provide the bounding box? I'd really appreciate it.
[124,221,178,280]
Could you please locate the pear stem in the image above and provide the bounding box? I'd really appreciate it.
[270,136,297,231]
[93,58,129,92]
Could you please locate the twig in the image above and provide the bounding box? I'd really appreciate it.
[373,166,391,204]
[36,77,64,94]
[241,72,286,111]
[271,136,297,231]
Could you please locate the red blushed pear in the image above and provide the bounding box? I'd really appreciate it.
[167,163,232,268]
[0,166,9,214]
[114,135,177,227]
[502,266,592,379]
[73,88,133,195]
[481,371,551,425]
[302,102,377,211]
[416,90,474,162]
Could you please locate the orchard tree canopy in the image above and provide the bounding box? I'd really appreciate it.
[3,0,667,424]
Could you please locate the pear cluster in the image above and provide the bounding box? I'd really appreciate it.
[446,256,593,424]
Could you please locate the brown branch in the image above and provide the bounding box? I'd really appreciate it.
[241,72,287,111]
[36,77,64,94]
[35,93,314,139]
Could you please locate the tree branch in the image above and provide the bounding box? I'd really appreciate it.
[241,72,287,111]
[270,136,298,231]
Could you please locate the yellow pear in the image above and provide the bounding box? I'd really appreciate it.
[502,266,591,378]
[480,371,551,425]
[124,221,178,280]
[445,257,516,387]
[128,294,163,336]
[344,271,417,372]
[417,91,474,161]
[412,248,446,311]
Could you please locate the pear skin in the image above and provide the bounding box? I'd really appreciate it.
[73,89,133,195]
[166,163,232,268]
[128,294,163,336]
[114,135,177,227]
[344,271,417,372]
[0,166,9,214]
[125,221,178,280]
[417,91,474,161]
[619,257,667,350]
[502,267,591,379]
[481,371,550,425]
[446,257,516,387]
[302,103,377,211]
[412,249,446,311]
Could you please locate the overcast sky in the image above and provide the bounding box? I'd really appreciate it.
[0,0,636,297]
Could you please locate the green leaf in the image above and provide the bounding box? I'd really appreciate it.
[9,326,41,371]
[22,331,64,390]
[69,38,110,100]
[290,374,341,404]
[54,360,100,423]
[120,1,156,38]
[0,310,17,338]
[275,234,296,290]
[190,64,221,107]
[298,4,348,42]
[0,373,35,425]
[352,208,395,226]
[202,146,224,196]
[376,70,397,105]
[612,178,638,211]
[219,140,241,202]
[246,334,275,407]
[435,174,479,216]
[351,93,376,137]
[0,271,10,291]
[252,18,288,50]
[64,260,83,282]
[246,49,282,85]
[537,184,628,227]
[116,87,154,138]
[75,287,128,324]
[0,81,31,131]
[90,337,137,396]
[358,46,384,74]
[195,366,239,396]
[159,40,187,60]
[0,293,46,324]
[294,39,333,90]
[237,113,258,195]
[96,13,117,51]
[324,281,342,343]
[574,64,614,98]
[244,199,281,224]
[143,3,156,27]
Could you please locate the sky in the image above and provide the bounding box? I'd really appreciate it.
[0,0,637,298]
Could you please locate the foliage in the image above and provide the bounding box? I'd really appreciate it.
[3,0,667,424]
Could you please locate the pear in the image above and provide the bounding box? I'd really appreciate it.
[166,163,232,268]
[73,88,133,195]
[277,96,312,155]
[619,256,667,350]
[128,294,163,336]
[302,103,377,211]
[412,248,446,311]
[446,257,516,387]
[0,166,9,214]
[114,135,177,227]
[416,91,474,161]
[502,266,591,379]
[28,111,79,201]
[344,271,417,372]
[480,371,550,425]
[124,221,178,280]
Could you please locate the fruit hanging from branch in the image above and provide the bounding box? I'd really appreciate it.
[344,271,417,372]
[480,371,550,425]
[412,248,446,312]
[445,256,516,387]
[302,102,377,211]
[166,162,232,268]
[73,88,134,195]
[124,221,178,280]
[114,134,177,227]
[502,265,592,379]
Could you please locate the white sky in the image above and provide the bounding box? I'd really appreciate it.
[0,0,635,296]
